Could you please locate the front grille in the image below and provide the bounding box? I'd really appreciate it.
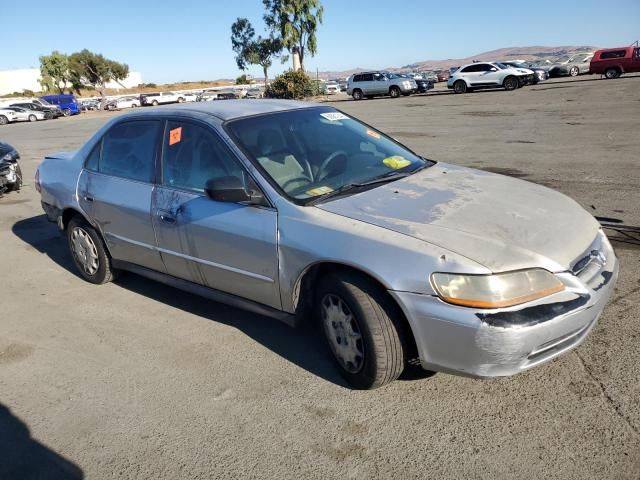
[571,231,612,289]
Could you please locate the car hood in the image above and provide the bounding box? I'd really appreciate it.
[316,163,599,273]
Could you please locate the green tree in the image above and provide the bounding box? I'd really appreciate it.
[39,51,71,93]
[68,49,129,108]
[263,0,323,71]
[231,18,283,84]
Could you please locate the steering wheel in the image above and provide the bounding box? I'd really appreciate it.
[317,150,348,182]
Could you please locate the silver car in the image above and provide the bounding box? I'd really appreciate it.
[36,100,618,389]
[347,71,417,100]
[548,53,594,77]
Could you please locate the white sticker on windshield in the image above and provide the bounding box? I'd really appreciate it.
[320,112,349,121]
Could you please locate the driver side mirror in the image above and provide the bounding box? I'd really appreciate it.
[490,67,498,72]
[205,176,266,206]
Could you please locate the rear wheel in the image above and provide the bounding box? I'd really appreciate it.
[152,100,159,106]
[389,86,401,98]
[453,80,467,94]
[503,76,519,91]
[569,66,579,77]
[0,115,8,125]
[352,89,363,100]
[67,216,118,284]
[28,114,37,122]
[317,271,407,389]
[605,68,621,79]
[62,108,71,116]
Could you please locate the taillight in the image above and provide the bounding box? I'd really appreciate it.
[35,169,41,193]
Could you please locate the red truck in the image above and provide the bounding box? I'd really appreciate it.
[590,46,640,79]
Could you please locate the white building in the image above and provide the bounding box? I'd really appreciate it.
[0,68,143,96]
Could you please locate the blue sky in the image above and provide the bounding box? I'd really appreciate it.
[3,0,639,83]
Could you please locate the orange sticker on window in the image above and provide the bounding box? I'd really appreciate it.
[169,127,182,145]
[366,129,380,139]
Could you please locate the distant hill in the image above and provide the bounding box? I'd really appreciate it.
[319,45,598,79]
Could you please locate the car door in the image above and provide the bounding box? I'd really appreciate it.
[78,119,166,273]
[476,63,501,85]
[371,72,387,95]
[360,73,376,95]
[630,48,640,72]
[10,108,27,121]
[152,119,281,309]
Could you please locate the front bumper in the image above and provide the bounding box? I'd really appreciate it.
[390,244,618,377]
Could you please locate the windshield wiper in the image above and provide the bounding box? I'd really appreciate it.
[307,171,411,205]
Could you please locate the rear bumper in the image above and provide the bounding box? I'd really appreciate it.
[390,254,618,378]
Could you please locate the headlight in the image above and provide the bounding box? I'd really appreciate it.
[431,269,564,309]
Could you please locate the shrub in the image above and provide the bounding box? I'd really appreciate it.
[265,70,314,99]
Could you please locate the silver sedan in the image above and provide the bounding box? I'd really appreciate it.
[36,100,618,389]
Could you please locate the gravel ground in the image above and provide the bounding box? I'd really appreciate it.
[1,75,639,479]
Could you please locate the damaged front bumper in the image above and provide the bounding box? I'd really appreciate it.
[390,237,619,378]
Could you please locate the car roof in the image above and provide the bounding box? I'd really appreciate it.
[130,99,317,121]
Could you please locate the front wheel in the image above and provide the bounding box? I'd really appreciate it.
[453,80,467,94]
[28,114,37,122]
[67,216,118,284]
[503,76,519,91]
[0,115,8,125]
[317,271,407,389]
[152,100,159,106]
[62,108,71,116]
[569,66,579,77]
[605,68,621,79]
[389,86,401,98]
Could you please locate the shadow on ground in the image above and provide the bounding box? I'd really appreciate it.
[11,215,356,388]
[0,403,83,479]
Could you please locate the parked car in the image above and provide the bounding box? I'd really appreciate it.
[30,98,64,116]
[347,71,417,100]
[216,91,238,100]
[197,91,218,102]
[590,46,640,79]
[499,61,549,83]
[112,97,141,110]
[1,107,46,122]
[245,88,264,99]
[40,94,81,116]
[36,100,618,389]
[10,102,61,119]
[414,78,434,93]
[0,109,18,125]
[423,71,439,82]
[80,99,100,111]
[325,82,340,94]
[448,62,534,94]
[435,70,450,82]
[140,92,185,106]
[548,54,594,77]
[179,92,198,102]
[0,142,22,194]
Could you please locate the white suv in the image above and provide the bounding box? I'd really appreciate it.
[447,62,534,94]
[140,91,185,106]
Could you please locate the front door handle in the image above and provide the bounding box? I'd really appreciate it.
[159,214,176,224]
[83,195,94,202]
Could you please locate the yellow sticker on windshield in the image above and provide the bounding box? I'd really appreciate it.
[366,129,381,139]
[383,156,411,169]
[306,186,334,196]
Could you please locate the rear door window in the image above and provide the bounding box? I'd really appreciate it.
[99,120,160,182]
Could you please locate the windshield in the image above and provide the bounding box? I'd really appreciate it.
[226,107,431,203]
[494,63,510,70]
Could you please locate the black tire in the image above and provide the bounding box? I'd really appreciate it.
[8,164,22,192]
[569,66,579,77]
[0,115,8,126]
[62,108,71,116]
[317,271,407,389]
[605,68,621,79]
[503,76,519,91]
[453,80,467,94]
[152,100,159,106]
[28,114,37,122]
[67,215,118,285]
[389,86,401,98]
[352,89,363,100]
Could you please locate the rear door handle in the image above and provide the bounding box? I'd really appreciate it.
[83,195,94,202]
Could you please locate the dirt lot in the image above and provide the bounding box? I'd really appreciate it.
[1,75,639,479]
